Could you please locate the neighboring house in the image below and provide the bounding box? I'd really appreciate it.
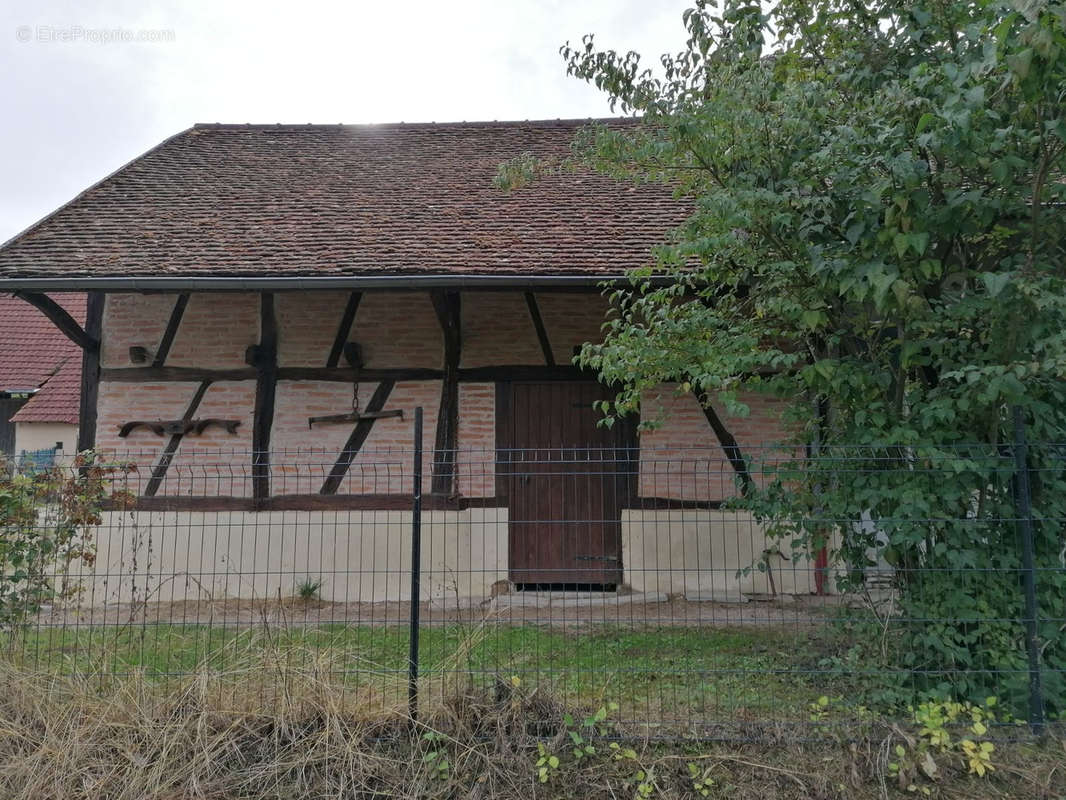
[0,120,815,604]
[0,292,83,458]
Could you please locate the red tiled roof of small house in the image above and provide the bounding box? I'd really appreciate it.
[10,354,81,424]
[0,292,84,423]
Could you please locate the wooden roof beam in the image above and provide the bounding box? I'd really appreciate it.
[13,290,99,351]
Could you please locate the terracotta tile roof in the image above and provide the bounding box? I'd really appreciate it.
[0,120,686,281]
[0,292,84,423]
[11,355,81,424]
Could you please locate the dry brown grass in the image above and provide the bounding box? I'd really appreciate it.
[0,654,1062,800]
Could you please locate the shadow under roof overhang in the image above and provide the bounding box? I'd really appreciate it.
[0,274,678,292]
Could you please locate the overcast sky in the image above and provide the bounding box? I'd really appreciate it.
[0,0,690,242]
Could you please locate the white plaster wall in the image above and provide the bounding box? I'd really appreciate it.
[74,508,509,605]
[62,508,838,608]
[14,422,78,455]
[622,510,837,598]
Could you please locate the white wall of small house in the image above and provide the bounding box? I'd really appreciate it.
[14,421,78,456]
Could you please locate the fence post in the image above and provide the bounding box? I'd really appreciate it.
[408,406,424,723]
[1012,405,1044,732]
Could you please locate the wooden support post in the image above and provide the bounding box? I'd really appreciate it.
[320,380,396,494]
[430,290,461,495]
[152,293,190,367]
[77,292,105,453]
[252,293,278,501]
[144,381,212,496]
[524,291,555,366]
[696,390,753,495]
[139,292,196,492]
[326,291,363,368]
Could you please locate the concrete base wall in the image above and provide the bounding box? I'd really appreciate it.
[622,510,830,599]
[77,508,509,605]
[66,508,835,607]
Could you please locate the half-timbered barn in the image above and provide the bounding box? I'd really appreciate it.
[0,120,819,606]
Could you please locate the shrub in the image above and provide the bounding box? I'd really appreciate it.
[0,453,131,630]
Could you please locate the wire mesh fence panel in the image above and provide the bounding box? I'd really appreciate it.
[0,440,1062,737]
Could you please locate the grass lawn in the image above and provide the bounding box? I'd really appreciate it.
[3,623,830,725]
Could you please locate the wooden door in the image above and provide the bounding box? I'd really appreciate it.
[499,382,635,586]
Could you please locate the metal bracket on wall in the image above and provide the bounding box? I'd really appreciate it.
[118,418,242,437]
[307,409,403,429]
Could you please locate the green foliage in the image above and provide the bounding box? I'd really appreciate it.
[535,741,560,783]
[555,0,1066,716]
[562,703,618,761]
[494,152,549,192]
[534,702,662,797]
[632,766,657,798]
[0,454,130,630]
[295,576,323,601]
[888,698,1001,791]
[774,443,1066,714]
[420,731,451,780]
[809,693,836,722]
[687,761,716,797]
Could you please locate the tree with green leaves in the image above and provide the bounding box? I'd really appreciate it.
[512,0,1066,713]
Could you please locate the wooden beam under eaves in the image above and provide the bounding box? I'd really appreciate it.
[326,291,363,368]
[523,292,555,366]
[15,291,99,351]
[152,293,190,367]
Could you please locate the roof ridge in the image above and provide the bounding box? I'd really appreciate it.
[191,117,635,131]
